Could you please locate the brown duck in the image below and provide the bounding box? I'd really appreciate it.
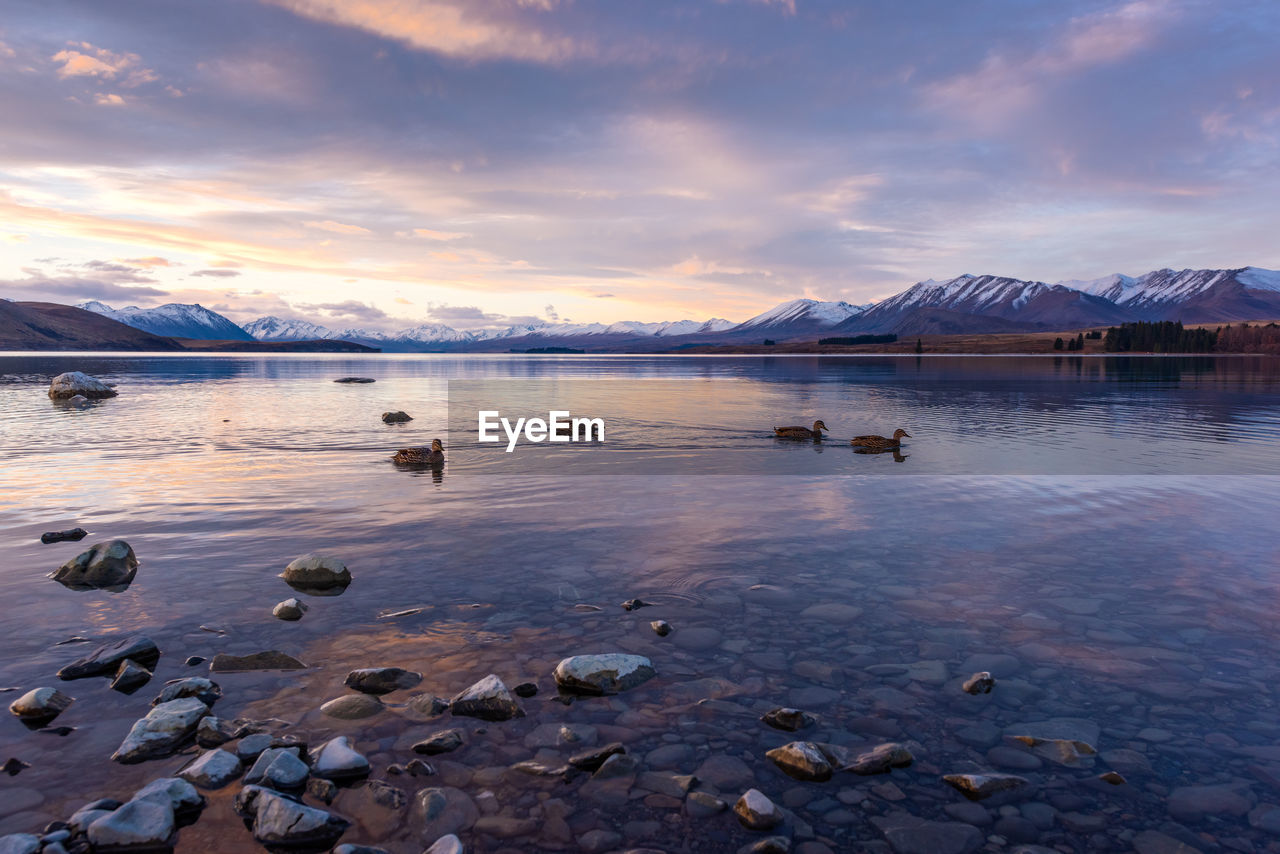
[393,438,445,466]
[774,420,828,440]
[850,428,910,449]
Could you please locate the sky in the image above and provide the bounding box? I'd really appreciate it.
[0,0,1278,333]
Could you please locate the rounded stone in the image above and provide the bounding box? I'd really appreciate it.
[281,553,351,590]
[320,694,384,720]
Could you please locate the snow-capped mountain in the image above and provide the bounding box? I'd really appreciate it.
[78,301,253,340]
[735,298,868,332]
[242,316,335,341]
[1058,267,1280,322]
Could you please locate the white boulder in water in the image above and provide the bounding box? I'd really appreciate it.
[48,371,117,399]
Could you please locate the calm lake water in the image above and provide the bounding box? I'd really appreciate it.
[2,353,1280,853]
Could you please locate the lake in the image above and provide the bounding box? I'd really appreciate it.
[2,353,1280,853]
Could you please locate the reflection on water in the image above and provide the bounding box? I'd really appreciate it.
[1,354,1280,852]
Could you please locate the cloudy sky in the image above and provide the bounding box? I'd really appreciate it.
[1,0,1277,331]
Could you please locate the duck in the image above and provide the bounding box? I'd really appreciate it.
[850,428,911,449]
[774,420,829,440]
[393,438,445,466]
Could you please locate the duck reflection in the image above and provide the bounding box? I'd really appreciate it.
[853,446,909,463]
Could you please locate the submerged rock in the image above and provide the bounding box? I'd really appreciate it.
[179,749,243,789]
[49,371,117,399]
[761,707,815,732]
[49,540,138,590]
[553,654,656,695]
[382,411,413,423]
[272,598,308,621]
[110,660,153,694]
[8,688,73,725]
[209,651,306,672]
[321,694,384,720]
[621,598,653,611]
[1006,735,1096,767]
[333,377,375,384]
[841,742,915,775]
[413,729,464,756]
[450,674,523,721]
[766,741,833,782]
[416,787,479,840]
[281,553,351,591]
[403,693,449,719]
[734,789,783,831]
[310,736,370,781]
[962,671,995,695]
[344,667,422,695]
[86,799,174,852]
[650,619,672,636]
[252,791,350,847]
[58,636,159,680]
[942,773,1030,801]
[568,742,625,772]
[871,814,983,854]
[112,697,209,764]
[40,527,88,544]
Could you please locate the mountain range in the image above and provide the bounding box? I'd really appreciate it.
[60,265,1280,352]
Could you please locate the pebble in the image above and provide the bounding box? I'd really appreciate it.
[109,660,153,694]
[8,688,73,724]
[343,667,422,695]
[650,620,672,637]
[942,773,1030,801]
[766,741,833,782]
[553,654,656,695]
[962,671,995,695]
[281,553,352,590]
[321,694,384,720]
[449,674,524,721]
[310,736,370,780]
[272,598,308,621]
[761,707,815,732]
[414,730,465,756]
[152,677,221,708]
[735,789,783,831]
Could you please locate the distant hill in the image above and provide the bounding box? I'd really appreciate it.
[0,301,185,350]
[79,301,254,340]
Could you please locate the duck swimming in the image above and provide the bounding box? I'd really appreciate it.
[850,428,911,449]
[774,420,828,440]
[393,438,445,466]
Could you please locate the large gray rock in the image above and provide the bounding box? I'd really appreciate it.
[252,791,349,847]
[179,749,243,789]
[8,687,73,724]
[152,677,221,708]
[49,371,117,399]
[132,777,205,815]
[552,654,656,695]
[450,674,523,721]
[281,553,351,590]
[310,736,370,781]
[245,747,309,789]
[49,540,138,590]
[58,635,159,680]
[86,799,174,851]
[112,697,209,763]
[344,667,423,695]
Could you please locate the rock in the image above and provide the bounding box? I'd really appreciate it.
[3,758,30,776]
[513,682,537,697]
[86,800,174,851]
[195,716,235,748]
[962,672,995,695]
[245,747,309,789]
[569,742,626,772]
[1098,770,1126,785]
[650,620,672,636]
[1250,804,1280,835]
[110,660,153,694]
[344,667,422,695]
[621,598,653,611]
[578,829,621,853]
[767,741,833,781]
[1004,718,1099,746]
[741,837,790,854]
[273,598,308,621]
[416,787,479,840]
[696,754,755,790]
[686,791,727,817]
[281,553,351,590]
[253,791,350,847]
[592,753,639,780]
[112,697,210,763]
[798,602,862,622]
[57,635,159,680]
[311,736,370,780]
[40,527,88,544]
[553,654,656,695]
[424,835,464,854]
[0,835,40,854]
[1006,735,1095,767]
[152,677,221,708]
[8,687,73,724]
[404,693,449,719]
[334,377,375,383]
[237,733,298,763]
[179,749,243,789]
[1132,830,1202,854]
[49,371,117,399]
[382,411,413,423]
[414,730,465,755]
[49,540,138,590]
[871,814,984,854]
[132,777,204,815]
[334,846,391,854]
[449,674,523,720]
[185,656,205,666]
[308,777,337,804]
[841,742,914,775]
[761,707,815,732]
[735,789,783,831]
[942,773,1029,801]
[1167,784,1252,821]
[209,650,305,672]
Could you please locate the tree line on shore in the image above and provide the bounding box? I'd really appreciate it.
[1095,321,1280,354]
